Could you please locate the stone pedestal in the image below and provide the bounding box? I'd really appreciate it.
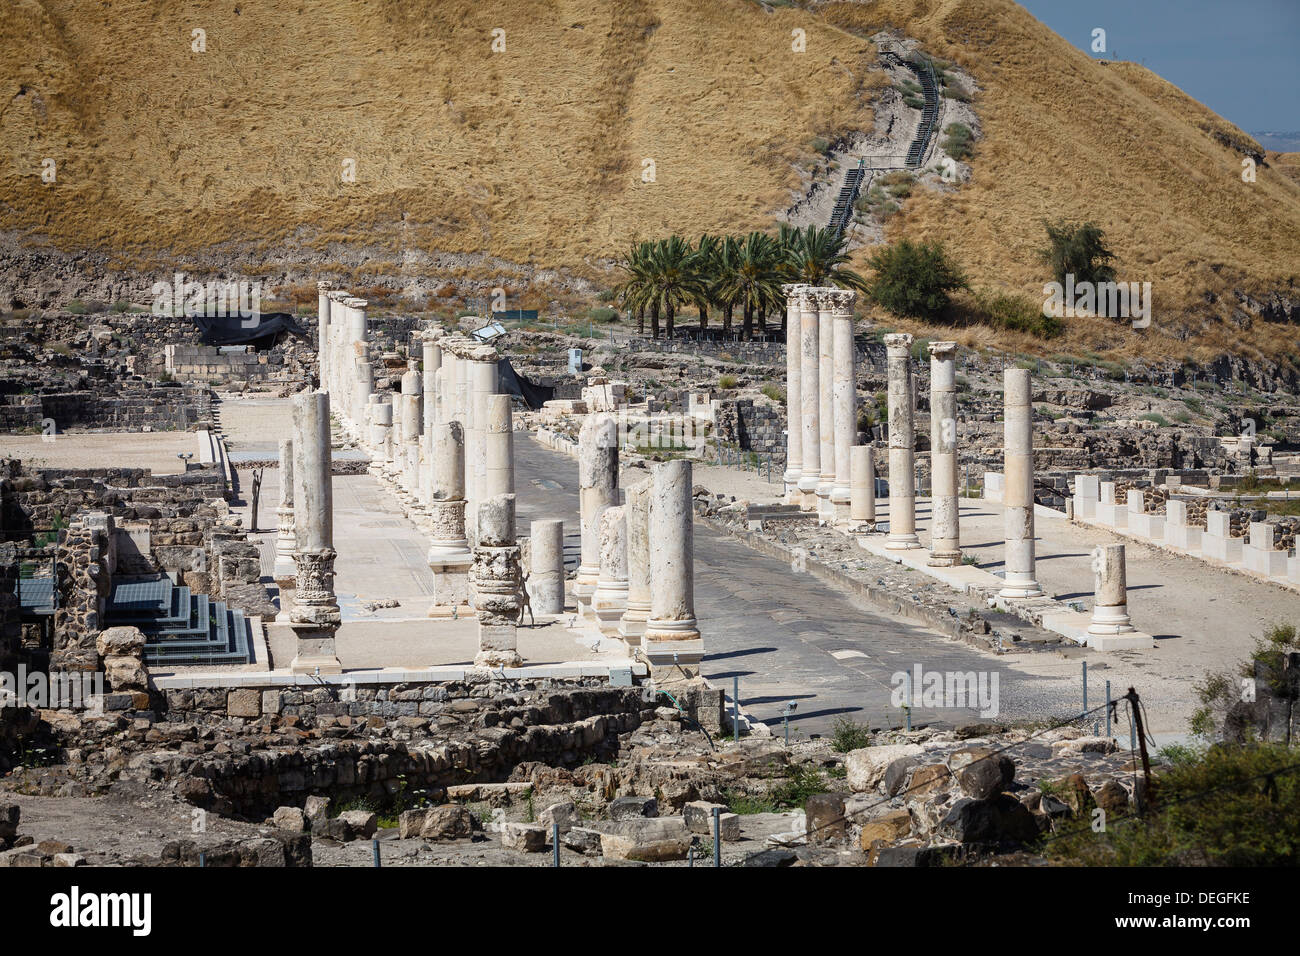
[1243,521,1288,577]
[466,345,500,543]
[272,438,297,594]
[593,505,629,635]
[797,290,821,512]
[1127,489,1164,540]
[619,478,652,644]
[1073,474,1100,521]
[471,494,522,668]
[927,341,961,566]
[528,519,565,615]
[829,289,858,522]
[1095,481,1128,529]
[644,459,703,681]
[289,390,342,674]
[576,412,619,619]
[1088,544,1134,635]
[427,421,473,618]
[1201,511,1242,562]
[884,333,920,549]
[782,284,806,503]
[999,368,1042,598]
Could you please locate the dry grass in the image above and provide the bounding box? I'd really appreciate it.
[0,0,876,262]
[1,0,1297,363]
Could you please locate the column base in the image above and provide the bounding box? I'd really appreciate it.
[928,548,962,567]
[886,533,922,550]
[573,571,598,619]
[643,618,704,680]
[783,469,801,504]
[1088,605,1134,635]
[618,609,648,644]
[593,583,630,635]
[797,477,819,512]
[998,577,1044,599]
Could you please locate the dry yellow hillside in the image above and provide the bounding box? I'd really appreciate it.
[1,0,1297,362]
[0,0,876,263]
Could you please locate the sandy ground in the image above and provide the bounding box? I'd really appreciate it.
[0,432,200,473]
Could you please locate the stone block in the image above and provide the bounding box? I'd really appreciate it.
[338,810,377,839]
[609,795,658,820]
[272,807,307,832]
[859,809,913,848]
[227,688,261,718]
[500,822,548,852]
[599,819,691,862]
[845,744,924,793]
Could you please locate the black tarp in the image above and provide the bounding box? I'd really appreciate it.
[497,357,554,410]
[189,312,310,348]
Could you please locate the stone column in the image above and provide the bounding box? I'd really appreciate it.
[354,352,374,448]
[644,459,703,680]
[850,444,876,528]
[1000,367,1043,598]
[375,398,394,464]
[927,341,961,566]
[465,344,499,542]
[1088,544,1134,635]
[471,493,522,667]
[884,333,920,549]
[426,421,472,617]
[815,289,836,520]
[782,283,806,504]
[368,396,387,458]
[316,281,333,389]
[272,438,297,594]
[289,390,342,674]
[829,288,858,521]
[326,290,346,399]
[593,505,629,634]
[797,290,820,512]
[422,335,441,431]
[619,478,652,644]
[345,297,369,428]
[528,519,565,615]
[401,363,422,492]
[575,412,619,618]
[485,393,515,499]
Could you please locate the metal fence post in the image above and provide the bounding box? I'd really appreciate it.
[712,808,721,868]
[553,824,561,867]
[733,677,740,743]
[372,838,381,868]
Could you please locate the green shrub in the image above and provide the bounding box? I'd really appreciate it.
[66,300,87,315]
[971,288,1062,339]
[810,136,832,156]
[866,239,968,321]
[942,122,974,161]
[761,383,785,403]
[718,373,739,389]
[1138,412,1169,427]
[586,306,619,324]
[830,716,872,753]
[1040,220,1116,287]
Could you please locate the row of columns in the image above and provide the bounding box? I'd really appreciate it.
[783,284,860,522]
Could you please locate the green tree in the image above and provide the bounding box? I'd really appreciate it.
[1040,220,1116,287]
[866,238,968,321]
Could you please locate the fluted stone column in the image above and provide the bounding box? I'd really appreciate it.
[471,493,522,667]
[316,281,333,389]
[1000,367,1042,598]
[815,289,836,520]
[575,412,619,619]
[884,333,920,549]
[368,396,388,461]
[797,290,821,512]
[619,478,651,644]
[528,519,565,615]
[354,353,374,448]
[485,394,515,499]
[644,459,703,680]
[326,290,347,400]
[850,444,876,529]
[829,289,857,521]
[427,421,472,618]
[289,390,341,674]
[272,438,297,594]
[593,505,629,635]
[928,341,961,566]
[782,283,806,503]
[1088,544,1133,635]
[422,335,441,429]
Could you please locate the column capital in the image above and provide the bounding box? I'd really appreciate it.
[883,332,914,351]
[825,288,857,314]
[928,340,958,358]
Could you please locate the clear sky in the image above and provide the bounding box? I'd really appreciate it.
[1016,0,1299,134]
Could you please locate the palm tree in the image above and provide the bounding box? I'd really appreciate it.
[711,235,743,335]
[614,240,656,336]
[646,235,707,339]
[715,231,784,341]
[692,234,721,335]
[779,223,869,292]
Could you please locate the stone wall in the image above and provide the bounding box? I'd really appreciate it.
[0,383,210,433]
[51,516,110,673]
[164,344,285,385]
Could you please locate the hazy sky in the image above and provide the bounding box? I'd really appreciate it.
[1017,0,1299,133]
